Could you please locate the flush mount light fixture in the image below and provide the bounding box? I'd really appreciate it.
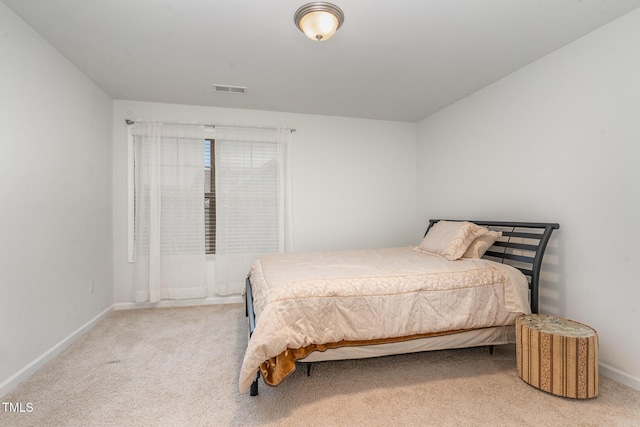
[294,2,344,42]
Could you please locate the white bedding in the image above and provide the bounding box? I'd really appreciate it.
[239,246,531,393]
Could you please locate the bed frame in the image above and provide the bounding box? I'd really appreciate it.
[245,220,559,395]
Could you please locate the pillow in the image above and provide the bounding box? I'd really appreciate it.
[462,231,502,259]
[417,221,488,261]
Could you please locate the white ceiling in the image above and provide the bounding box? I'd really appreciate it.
[4,0,640,122]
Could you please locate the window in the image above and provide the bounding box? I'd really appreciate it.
[127,123,293,283]
[127,130,213,261]
[205,139,215,254]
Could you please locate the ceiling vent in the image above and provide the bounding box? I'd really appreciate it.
[212,84,247,94]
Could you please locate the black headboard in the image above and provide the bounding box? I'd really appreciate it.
[426,220,559,314]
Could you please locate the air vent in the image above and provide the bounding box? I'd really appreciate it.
[212,84,247,94]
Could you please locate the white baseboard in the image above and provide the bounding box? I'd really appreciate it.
[0,305,114,398]
[599,362,640,392]
[113,295,244,310]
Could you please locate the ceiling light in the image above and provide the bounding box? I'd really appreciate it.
[294,2,344,42]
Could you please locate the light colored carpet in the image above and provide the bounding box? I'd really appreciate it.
[1,304,639,426]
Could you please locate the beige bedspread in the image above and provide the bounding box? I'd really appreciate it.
[239,246,531,393]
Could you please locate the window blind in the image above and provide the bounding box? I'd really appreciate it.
[205,139,216,254]
[215,140,280,255]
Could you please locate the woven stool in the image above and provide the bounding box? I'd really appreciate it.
[516,314,598,399]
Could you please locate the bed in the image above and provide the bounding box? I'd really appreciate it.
[240,219,559,395]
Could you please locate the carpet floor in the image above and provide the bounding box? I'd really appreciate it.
[1,304,639,426]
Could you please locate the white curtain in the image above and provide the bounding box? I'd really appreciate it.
[132,122,207,303]
[214,127,293,295]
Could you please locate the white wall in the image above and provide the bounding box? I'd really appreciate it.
[417,9,640,388]
[112,101,418,304]
[0,3,114,394]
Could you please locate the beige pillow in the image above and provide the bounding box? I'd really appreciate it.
[417,221,488,260]
[462,231,502,259]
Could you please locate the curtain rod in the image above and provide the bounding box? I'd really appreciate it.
[125,119,295,132]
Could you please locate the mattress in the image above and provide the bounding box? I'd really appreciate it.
[239,246,530,393]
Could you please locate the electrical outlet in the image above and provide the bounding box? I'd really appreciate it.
[89,279,95,294]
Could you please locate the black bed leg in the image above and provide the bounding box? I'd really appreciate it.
[250,373,259,396]
[489,345,494,355]
[306,363,312,377]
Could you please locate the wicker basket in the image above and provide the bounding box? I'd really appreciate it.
[516,314,598,399]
